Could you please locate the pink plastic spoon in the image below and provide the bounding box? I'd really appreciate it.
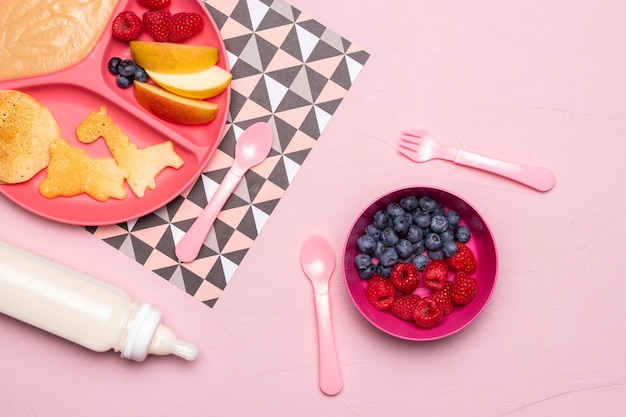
[175,122,273,263]
[301,235,343,396]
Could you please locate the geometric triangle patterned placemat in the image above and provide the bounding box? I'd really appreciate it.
[87,0,369,307]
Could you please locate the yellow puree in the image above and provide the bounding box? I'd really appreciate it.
[0,0,119,81]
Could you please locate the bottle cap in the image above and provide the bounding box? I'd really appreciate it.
[121,303,161,362]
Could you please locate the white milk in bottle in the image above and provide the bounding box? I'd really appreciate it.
[0,240,197,361]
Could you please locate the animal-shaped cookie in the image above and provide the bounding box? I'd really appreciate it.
[76,106,184,198]
[39,138,129,201]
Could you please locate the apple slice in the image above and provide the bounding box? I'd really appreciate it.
[146,66,232,100]
[133,81,219,125]
[129,41,219,74]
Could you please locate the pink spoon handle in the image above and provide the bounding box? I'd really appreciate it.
[454,149,556,192]
[313,292,343,396]
[175,168,243,263]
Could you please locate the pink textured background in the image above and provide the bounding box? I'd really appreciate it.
[2,0,625,415]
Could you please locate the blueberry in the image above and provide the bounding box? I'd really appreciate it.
[373,210,391,229]
[412,240,426,255]
[430,214,449,234]
[433,204,445,216]
[400,195,419,211]
[428,249,445,260]
[117,59,136,77]
[378,246,398,267]
[354,253,372,269]
[440,229,455,242]
[455,225,471,243]
[107,57,122,75]
[374,240,386,259]
[445,210,460,229]
[134,66,149,82]
[395,239,413,258]
[442,239,459,257]
[357,235,376,254]
[413,254,430,271]
[418,196,438,213]
[392,215,410,235]
[413,211,431,228]
[406,225,423,243]
[358,263,377,279]
[376,264,393,277]
[380,227,400,247]
[424,232,443,250]
[386,203,405,218]
[365,224,381,240]
[115,74,134,89]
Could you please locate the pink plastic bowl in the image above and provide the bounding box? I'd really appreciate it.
[343,186,498,341]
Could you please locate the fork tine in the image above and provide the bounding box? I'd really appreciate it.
[398,146,418,162]
[398,135,421,150]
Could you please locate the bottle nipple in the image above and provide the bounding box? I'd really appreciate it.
[171,339,198,361]
[149,324,198,361]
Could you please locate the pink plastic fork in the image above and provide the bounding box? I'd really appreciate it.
[399,129,556,192]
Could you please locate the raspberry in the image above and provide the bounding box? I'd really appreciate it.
[138,0,171,10]
[169,12,204,42]
[365,276,395,311]
[390,294,421,321]
[413,297,443,328]
[451,272,478,306]
[447,242,477,274]
[422,260,448,291]
[111,11,144,41]
[143,8,171,42]
[431,282,454,315]
[390,263,419,294]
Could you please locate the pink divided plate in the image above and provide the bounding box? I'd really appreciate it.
[0,0,231,225]
[343,186,498,341]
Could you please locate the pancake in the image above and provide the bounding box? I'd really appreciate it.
[0,90,61,184]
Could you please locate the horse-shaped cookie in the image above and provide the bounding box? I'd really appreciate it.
[76,106,184,198]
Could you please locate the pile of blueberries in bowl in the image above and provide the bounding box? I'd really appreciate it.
[354,193,472,279]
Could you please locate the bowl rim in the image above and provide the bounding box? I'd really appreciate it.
[342,185,499,341]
